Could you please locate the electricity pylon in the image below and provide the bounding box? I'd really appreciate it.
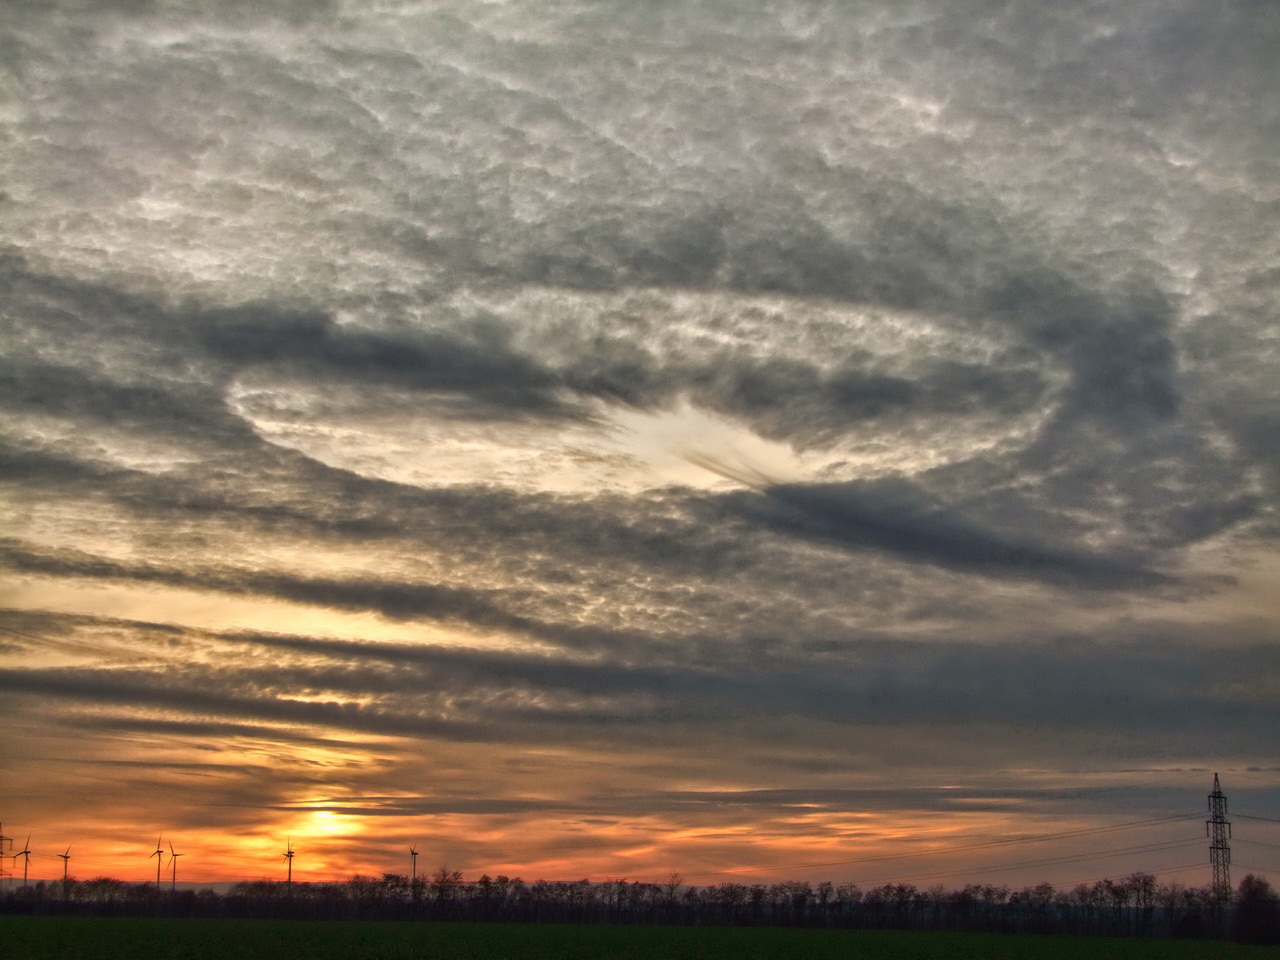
[1207,772,1232,904]
[0,823,11,888]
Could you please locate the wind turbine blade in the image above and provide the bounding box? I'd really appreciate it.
[169,841,176,856]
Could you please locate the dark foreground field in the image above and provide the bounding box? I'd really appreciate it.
[3,918,1279,960]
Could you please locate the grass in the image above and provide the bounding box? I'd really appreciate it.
[2,918,1278,960]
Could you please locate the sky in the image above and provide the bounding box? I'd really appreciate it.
[2,0,1279,889]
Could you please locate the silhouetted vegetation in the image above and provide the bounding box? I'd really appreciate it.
[4,869,1268,942]
[1231,874,1280,945]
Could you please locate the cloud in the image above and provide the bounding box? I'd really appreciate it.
[198,302,580,420]
[2,0,1279,878]
[701,465,1171,588]
[88,716,377,750]
[5,610,1278,747]
[3,245,1240,595]
[0,539,601,644]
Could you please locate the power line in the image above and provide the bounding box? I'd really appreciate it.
[1058,861,1209,888]
[993,771,1207,807]
[844,838,1206,888]
[1236,813,1280,825]
[1227,771,1280,788]
[1237,838,1280,850]
[31,852,117,869]
[624,813,1202,882]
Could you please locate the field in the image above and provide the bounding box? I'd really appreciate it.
[3,918,1279,960]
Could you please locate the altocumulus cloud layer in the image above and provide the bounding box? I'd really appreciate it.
[1,0,1279,882]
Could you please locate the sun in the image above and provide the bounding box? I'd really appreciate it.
[305,810,361,838]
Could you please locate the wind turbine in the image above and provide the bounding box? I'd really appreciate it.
[57,846,71,898]
[283,839,295,886]
[409,845,418,884]
[16,836,31,888]
[168,840,184,892]
[150,836,165,887]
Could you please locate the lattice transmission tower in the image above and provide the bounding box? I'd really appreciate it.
[0,824,12,889]
[1206,772,1232,903]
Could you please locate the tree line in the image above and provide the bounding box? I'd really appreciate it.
[3,868,1278,943]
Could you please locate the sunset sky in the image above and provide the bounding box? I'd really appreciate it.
[2,1,1279,889]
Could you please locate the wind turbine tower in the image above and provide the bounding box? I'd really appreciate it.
[57,847,71,899]
[410,845,418,884]
[16,836,31,888]
[150,836,165,888]
[283,839,295,887]
[1207,772,1232,904]
[168,841,184,892]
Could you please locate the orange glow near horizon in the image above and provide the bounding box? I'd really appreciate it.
[0,672,1245,892]
[3,795,1219,890]
[1,608,1253,896]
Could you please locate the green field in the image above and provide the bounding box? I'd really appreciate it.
[2,918,1278,960]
